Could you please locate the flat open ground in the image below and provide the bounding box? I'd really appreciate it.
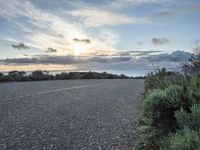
[0,79,144,150]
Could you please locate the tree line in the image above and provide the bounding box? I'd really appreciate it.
[0,71,140,82]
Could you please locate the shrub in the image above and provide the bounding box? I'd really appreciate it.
[161,128,200,150]
[55,72,68,80]
[176,104,200,130]
[80,71,102,79]
[0,72,3,82]
[0,71,132,82]
[30,70,54,80]
[138,85,187,149]
[137,126,163,150]
[67,72,81,79]
[186,73,200,104]
[104,73,117,79]
[7,71,27,81]
[137,50,200,149]
[144,68,182,92]
[142,85,184,129]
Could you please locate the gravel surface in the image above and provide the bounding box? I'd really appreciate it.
[0,79,144,150]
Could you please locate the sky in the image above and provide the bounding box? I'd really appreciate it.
[0,0,200,74]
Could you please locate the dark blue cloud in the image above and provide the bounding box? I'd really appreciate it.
[0,51,192,65]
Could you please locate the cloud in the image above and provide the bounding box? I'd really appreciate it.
[194,40,200,46]
[139,50,191,62]
[89,56,132,63]
[1,55,82,65]
[72,50,161,57]
[136,41,144,45]
[0,0,118,55]
[0,55,133,65]
[73,38,91,44]
[109,0,174,9]
[147,1,200,19]
[11,43,30,50]
[0,51,192,73]
[151,38,169,45]
[149,11,173,18]
[115,50,161,57]
[70,8,147,27]
[108,0,200,24]
[46,47,57,53]
[0,51,191,66]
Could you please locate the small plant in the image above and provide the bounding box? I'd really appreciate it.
[144,67,181,92]
[161,128,200,150]
[176,104,200,130]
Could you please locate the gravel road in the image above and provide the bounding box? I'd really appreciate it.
[0,79,144,150]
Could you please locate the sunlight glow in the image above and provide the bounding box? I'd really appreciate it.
[73,45,86,55]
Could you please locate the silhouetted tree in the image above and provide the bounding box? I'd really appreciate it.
[55,72,68,80]
[67,72,80,79]
[0,71,132,82]
[81,71,101,79]
[7,71,27,81]
[30,70,54,80]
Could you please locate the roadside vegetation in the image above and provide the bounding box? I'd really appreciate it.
[0,71,142,83]
[137,48,200,150]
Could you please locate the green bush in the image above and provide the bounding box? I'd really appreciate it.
[176,104,200,130]
[138,85,187,149]
[186,73,200,104]
[30,70,54,80]
[0,71,132,82]
[80,71,102,79]
[161,128,200,150]
[55,72,68,80]
[0,72,3,82]
[137,126,163,150]
[144,68,183,92]
[137,70,200,149]
[67,72,81,79]
[6,71,27,81]
[142,85,184,129]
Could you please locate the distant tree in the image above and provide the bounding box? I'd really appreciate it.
[0,72,3,82]
[55,72,68,80]
[7,71,27,81]
[81,71,101,79]
[30,70,53,80]
[106,74,116,79]
[120,74,127,79]
[31,70,46,80]
[0,70,132,82]
[67,72,80,79]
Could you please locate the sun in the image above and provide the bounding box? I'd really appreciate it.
[73,45,86,55]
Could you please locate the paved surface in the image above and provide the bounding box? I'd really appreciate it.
[0,79,144,150]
